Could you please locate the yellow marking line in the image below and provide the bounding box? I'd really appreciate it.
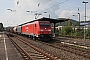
[61,42,90,49]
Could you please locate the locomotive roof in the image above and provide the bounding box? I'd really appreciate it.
[18,17,68,26]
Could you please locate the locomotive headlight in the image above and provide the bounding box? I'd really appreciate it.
[40,30,43,34]
[40,30,44,31]
[48,30,51,31]
[48,30,51,34]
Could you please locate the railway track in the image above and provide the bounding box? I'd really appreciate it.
[6,33,60,60]
[54,36,90,50]
[59,35,89,39]
[42,39,90,59]
[6,32,90,60]
[17,35,90,59]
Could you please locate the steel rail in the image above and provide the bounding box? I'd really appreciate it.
[16,37,57,60]
[7,34,34,60]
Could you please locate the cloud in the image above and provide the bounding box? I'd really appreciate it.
[57,8,90,22]
[87,8,90,20]
[12,0,60,25]
[58,10,77,18]
[2,0,90,27]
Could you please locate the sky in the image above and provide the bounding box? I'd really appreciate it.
[0,0,90,27]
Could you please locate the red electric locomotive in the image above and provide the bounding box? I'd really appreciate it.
[21,21,52,41]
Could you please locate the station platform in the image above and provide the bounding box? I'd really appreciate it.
[0,32,24,60]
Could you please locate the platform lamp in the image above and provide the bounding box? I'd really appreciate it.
[82,1,88,40]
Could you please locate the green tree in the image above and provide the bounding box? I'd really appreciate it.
[61,26,73,35]
[86,28,90,40]
[74,29,84,36]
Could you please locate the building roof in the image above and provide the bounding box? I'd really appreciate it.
[19,17,68,26]
[80,22,90,26]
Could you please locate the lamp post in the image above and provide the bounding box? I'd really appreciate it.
[82,1,88,40]
[72,14,80,27]
[78,13,80,28]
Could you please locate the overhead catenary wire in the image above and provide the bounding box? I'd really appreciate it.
[6,0,69,26]
[37,0,69,16]
[9,0,69,15]
[16,0,27,12]
[13,0,69,17]
[7,0,28,26]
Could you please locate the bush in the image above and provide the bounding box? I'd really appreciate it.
[86,28,90,40]
[74,29,84,36]
[61,26,73,35]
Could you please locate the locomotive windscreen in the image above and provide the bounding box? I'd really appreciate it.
[40,23,50,27]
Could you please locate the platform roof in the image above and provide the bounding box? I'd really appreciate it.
[19,17,68,26]
[35,17,68,23]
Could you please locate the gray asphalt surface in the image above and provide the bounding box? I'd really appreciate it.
[0,32,24,60]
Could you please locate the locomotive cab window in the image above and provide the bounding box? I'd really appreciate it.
[40,23,44,27]
[40,23,50,27]
[45,24,50,27]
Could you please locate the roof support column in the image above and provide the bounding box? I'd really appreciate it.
[53,23,56,37]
